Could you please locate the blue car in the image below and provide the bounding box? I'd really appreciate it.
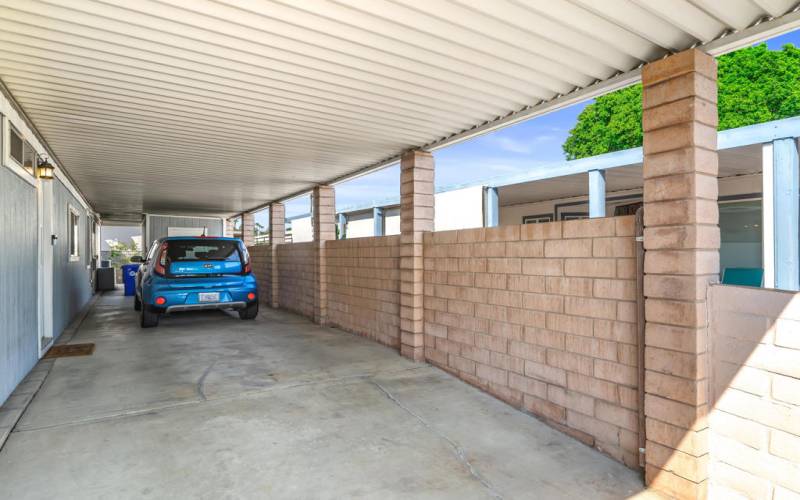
[132,237,258,328]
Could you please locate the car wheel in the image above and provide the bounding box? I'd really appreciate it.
[134,294,142,311]
[239,301,258,320]
[140,304,159,328]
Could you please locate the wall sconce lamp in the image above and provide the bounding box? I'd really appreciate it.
[36,157,55,180]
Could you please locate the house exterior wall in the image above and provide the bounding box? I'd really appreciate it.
[434,185,483,231]
[275,242,316,318]
[0,166,39,404]
[52,177,93,338]
[288,216,312,242]
[144,214,222,249]
[343,210,375,238]
[1,96,95,404]
[499,175,760,226]
[423,217,641,467]
[708,285,800,499]
[326,236,401,348]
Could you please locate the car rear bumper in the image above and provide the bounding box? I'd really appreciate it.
[165,301,247,313]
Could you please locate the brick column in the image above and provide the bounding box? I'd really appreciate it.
[399,150,434,361]
[312,185,335,325]
[225,218,235,237]
[269,202,285,309]
[241,212,255,247]
[642,49,719,499]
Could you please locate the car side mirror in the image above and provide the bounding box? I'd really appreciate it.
[129,255,144,263]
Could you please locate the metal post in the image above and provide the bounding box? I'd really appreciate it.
[373,207,384,237]
[589,169,606,218]
[773,138,799,290]
[483,186,499,227]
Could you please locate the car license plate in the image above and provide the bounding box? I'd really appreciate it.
[198,292,220,303]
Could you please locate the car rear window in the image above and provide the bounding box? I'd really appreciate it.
[166,240,241,262]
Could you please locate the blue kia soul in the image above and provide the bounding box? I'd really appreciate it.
[132,237,258,328]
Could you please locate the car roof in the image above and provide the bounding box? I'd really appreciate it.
[160,236,241,242]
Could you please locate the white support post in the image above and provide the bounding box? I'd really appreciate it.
[773,138,799,290]
[763,142,775,288]
[483,187,499,227]
[588,169,606,218]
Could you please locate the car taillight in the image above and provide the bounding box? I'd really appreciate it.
[241,245,251,274]
[155,296,166,305]
[154,242,168,276]
[247,292,256,301]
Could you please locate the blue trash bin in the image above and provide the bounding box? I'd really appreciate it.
[122,263,140,296]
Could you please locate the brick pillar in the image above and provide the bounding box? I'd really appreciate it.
[269,202,285,309]
[312,185,335,325]
[642,49,719,499]
[225,218,235,237]
[399,150,434,361]
[241,212,255,247]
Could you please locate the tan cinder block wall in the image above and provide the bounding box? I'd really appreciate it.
[276,241,317,319]
[400,150,435,361]
[642,49,719,499]
[241,212,255,247]
[248,244,272,306]
[326,236,401,348]
[422,217,641,467]
[269,202,285,308]
[312,186,335,324]
[708,285,800,499]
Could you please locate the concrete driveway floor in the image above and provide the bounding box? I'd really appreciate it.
[0,290,657,499]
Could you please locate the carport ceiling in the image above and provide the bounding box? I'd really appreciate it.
[1,0,798,221]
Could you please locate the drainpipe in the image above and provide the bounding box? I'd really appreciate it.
[635,207,646,473]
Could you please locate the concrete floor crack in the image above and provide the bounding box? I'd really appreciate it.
[196,359,218,401]
[371,381,504,500]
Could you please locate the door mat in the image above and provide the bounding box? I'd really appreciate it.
[43,343,95,359]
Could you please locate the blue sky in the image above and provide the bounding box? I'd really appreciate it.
[261,29,800,223]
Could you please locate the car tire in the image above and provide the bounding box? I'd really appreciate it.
[239,301,258,320]
[134,294,142,311]
[140,304,159,328]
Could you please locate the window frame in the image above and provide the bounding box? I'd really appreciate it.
[68,205,81,262]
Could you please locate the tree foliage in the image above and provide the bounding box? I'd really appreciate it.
[562,44,800,160]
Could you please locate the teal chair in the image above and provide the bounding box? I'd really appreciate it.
[722,268,764,287]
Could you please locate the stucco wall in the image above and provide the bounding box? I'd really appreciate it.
[708,285,800,499]
[0,166,39,404]
[423,217,641,467]
[326,236,401,348]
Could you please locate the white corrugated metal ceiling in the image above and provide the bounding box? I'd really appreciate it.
[0,0,798,220]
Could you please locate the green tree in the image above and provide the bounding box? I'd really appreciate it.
[108,239,141,268]
[562,44,800,160]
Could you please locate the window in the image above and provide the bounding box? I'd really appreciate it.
[9,126,23,166]
[8,127,36,178]
[22,141,36,177]
[145,240,159,262]
[719,199,762,278]
[522,214,553,224]
[166,240,241,262]
[68,207,80,261]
